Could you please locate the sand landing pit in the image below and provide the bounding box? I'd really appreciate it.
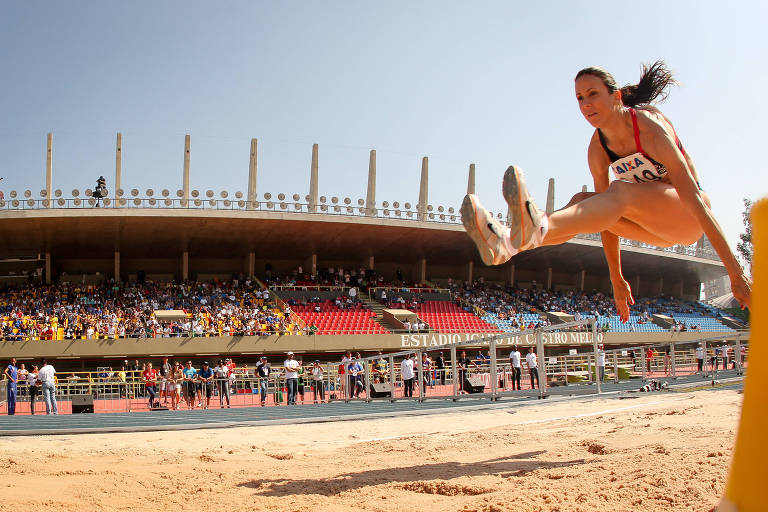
[0,389,740,511]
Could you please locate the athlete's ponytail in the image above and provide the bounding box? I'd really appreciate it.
[575,60,678,107]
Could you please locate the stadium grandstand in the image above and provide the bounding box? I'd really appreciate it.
[0,134,748,371]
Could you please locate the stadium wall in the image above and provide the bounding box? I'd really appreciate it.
[0,331,746,361]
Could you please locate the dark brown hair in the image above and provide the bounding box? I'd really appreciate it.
[575,60,677,108]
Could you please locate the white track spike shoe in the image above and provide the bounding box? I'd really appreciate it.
[461,194,515,266]
[502,165,548,251]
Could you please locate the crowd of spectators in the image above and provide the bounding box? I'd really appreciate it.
[450,280,737,332]
[0,278,297,341]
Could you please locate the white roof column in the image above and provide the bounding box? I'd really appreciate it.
[418,156,428,221]
[308,143,319,213]
[247,138,258,210]
[365,149,376,216]
[114,133,122,208]
[467,163,475,195]
[546,178,555,215]
[114,251,120,282]
[45,133,52,207]
[183,135,191,205]
[466,260,473,283]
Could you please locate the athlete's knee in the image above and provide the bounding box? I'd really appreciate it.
[563,191,594,209]
[604,180,634,205]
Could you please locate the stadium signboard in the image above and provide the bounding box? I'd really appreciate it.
[0,331,744,361]
[399,331,604,348]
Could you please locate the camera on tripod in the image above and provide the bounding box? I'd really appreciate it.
[92,176,108,199]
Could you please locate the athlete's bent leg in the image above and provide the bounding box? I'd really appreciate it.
[543,181,705,247]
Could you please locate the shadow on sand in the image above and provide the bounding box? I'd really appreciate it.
[238,451,586,496]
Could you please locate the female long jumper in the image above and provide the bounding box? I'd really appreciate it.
[461,61,751,321]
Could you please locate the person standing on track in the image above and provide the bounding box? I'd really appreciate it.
[182,361,197,409]
[509,346,522,391]
[143,362,158,409]
[214,360,231,408]
[461,61,751,321]
[27,365,39,415]
[525,348,539,390]
[37,359,57,415]
[401,353,415,398]
[4,357,18,415]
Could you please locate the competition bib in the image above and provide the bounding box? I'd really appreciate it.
[610,152,666,183]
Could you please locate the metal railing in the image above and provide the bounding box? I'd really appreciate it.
[0,193,719,261]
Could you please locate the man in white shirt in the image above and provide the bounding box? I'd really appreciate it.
[509,347,522,390]
[695,343,705,374]
[283,352,300,405]
[597,345,606,382]
[400,353,415,397]
[525,348,539,389]
[37,359,58,415]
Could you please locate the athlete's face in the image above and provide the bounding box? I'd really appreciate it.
[575,74,622,128]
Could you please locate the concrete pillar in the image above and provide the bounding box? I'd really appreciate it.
[658,276,664,296]
[467,163,476,195]
[418,156,428,221]
[112,132,123,208]
[508,264,515,287]
[365,150,376,216]
[115,133,122,207]
[304,253,317,276]
[582,184,588,193]
[46,133,52,207]
[418,258,427,284]
[579,270,586,292]
[367,255,374,270]
[467,260,474,283]
[183,135,191,203]
[114,251,120,282]
[546,178,555,215]
[45,252,51,285]
[546,267,553,290]
[248,252,255,278]
[634,275,640,296]
[308,143,319,213]
[679,279,684,298]
[182,251,189,281]
[247,138,258,210]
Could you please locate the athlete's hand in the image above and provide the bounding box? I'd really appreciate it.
[730,270,752,311]
[612,277,634,323]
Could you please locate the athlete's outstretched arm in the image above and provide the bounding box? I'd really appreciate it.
[587,139,634,322]
[639,115,752,310]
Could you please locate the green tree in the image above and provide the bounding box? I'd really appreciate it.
[736,198,753,273]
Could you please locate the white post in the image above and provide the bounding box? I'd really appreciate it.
[592,319,601,394]
[46,133,53,207]
[115,133,122,207]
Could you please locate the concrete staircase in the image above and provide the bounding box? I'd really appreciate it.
[360,292,396,331]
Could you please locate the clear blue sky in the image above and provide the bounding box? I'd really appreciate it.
[1,1,765,254]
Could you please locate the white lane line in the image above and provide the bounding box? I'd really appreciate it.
[512,397,688,426]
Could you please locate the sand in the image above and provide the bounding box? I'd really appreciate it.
[0,389,741,512]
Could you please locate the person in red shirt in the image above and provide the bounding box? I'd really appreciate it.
[645,348,655,374]
[143,362,158,408]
